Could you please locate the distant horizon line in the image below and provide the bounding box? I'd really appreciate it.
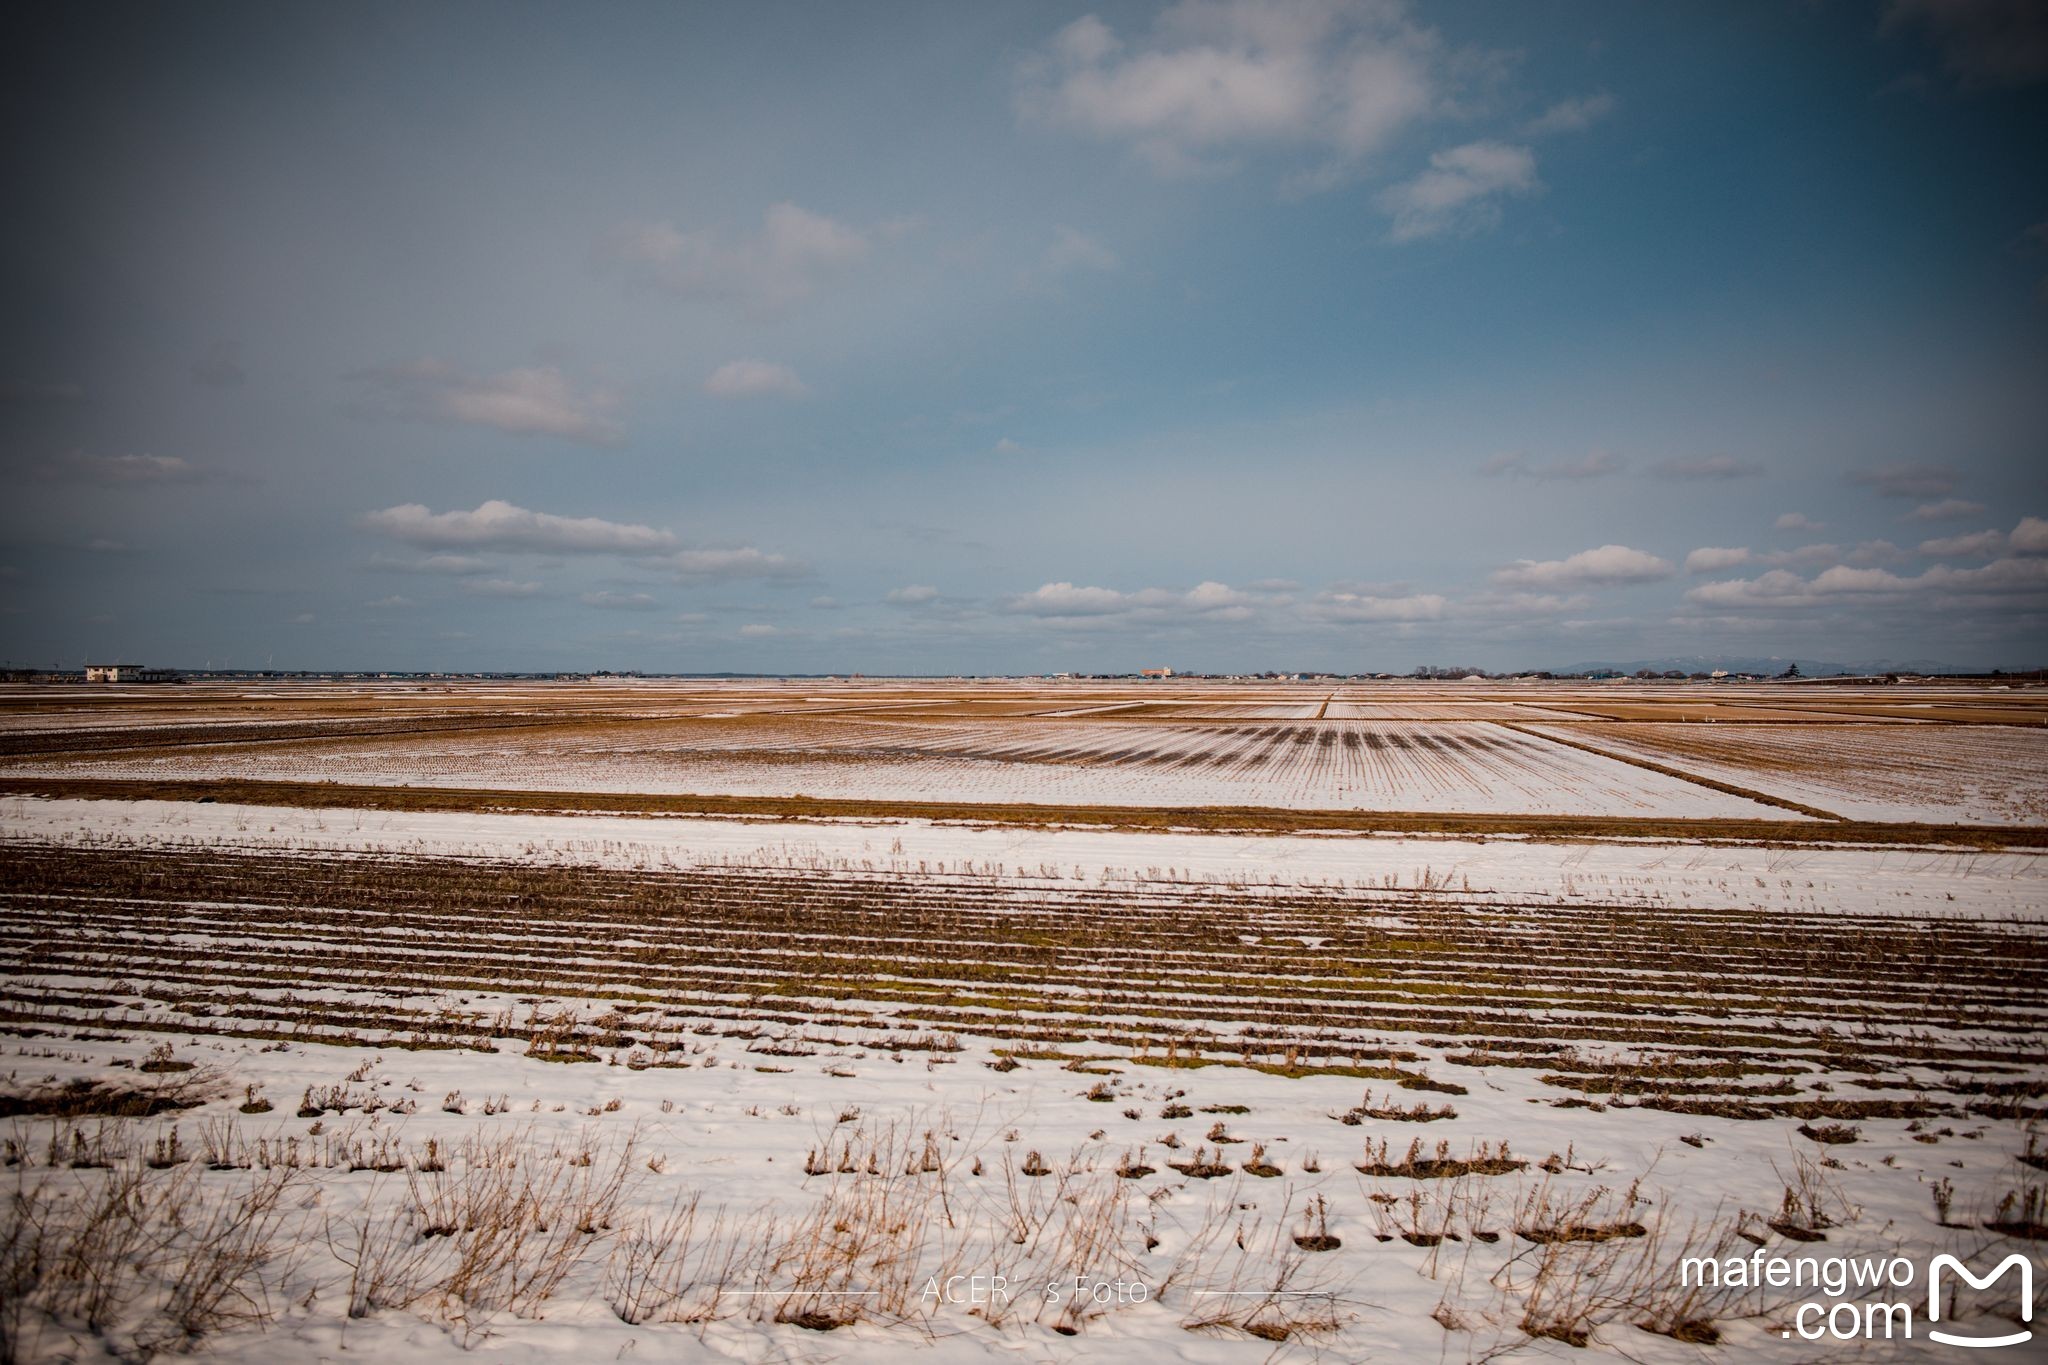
[15,663,2048,682]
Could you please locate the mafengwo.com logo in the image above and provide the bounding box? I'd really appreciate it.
[1681,1249,2034,1347]
[1927,1254,2032,1350]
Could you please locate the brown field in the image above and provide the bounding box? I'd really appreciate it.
[4,676,2045,829]
[6,839,2043,1117]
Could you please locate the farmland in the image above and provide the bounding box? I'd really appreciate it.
[1524,722,2048,826]
[6,676,2047,826]
[1,679,2045,1362]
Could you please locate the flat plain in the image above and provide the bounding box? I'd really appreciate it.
[7,676,2047,827]
[1,678,2043,1363]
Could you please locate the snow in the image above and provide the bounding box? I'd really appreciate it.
[4,796,2038,920]
[3,968,2039,1363]
[3,761,2043,1362]
[1531,723,2048,825]
[5,718,1803,820]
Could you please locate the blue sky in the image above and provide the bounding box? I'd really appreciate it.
[3,0,2045,673]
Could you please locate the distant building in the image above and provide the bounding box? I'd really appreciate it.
[83,664,178,683]
[1141,667,1174,678]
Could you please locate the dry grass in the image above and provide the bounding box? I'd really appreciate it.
[1357,1138,1527,1179]
[1,1158,302,1361]
[8,838,2043,1113]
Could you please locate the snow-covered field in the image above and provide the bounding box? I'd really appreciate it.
[3,681,2045,1362]
[5,1000,2038,1364]
[1532,723,2048,826]
[4,716,1802,819]
[13,678,2047,825]
[3,795,2044,1362]
[2,794,2039,917]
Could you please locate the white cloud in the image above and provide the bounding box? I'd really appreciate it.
[1053,13,1119,65]
[1685,543,1845,573]
[704,360,809,400]
[1002,579,1259,620]
[1183,580,1258,612]
[461,578,543,599]
[1774,512,1825,532]
[1476,451,1521,477]
[738,623,784,638]
[2011,515,2048,555]
[1685,546,1751,574]
[1847,461,1958,498]
[887,584,941,605]
[365,595,414,609]
[1821,566,1908,592]
[1521,92,1614,136]
[606,203,870,312]
[1006,583,1144,617]
[1478,448,1622,480]
[359,512,805,589]
[1844,540,1909,567]
[1767,543,1844,569]
[1019,0,1440,178]
[1492,545,1674,589]
[993,437,1026,455]
[1907,497,1987,521]
[1916,557,2048,594]
[1378,140,1539,242]
[358,515,807,591]
[1687,555,2048,609]
[1306,586,1447,621]
[417,553,496,575]
[1654,454,1764,481]
[1460,591,1591,618]
[1041,225,1120,275]
[580,591,659,610]
[354,360,622,446]
[652,547,807,582]
[1917,529,2006,559]
[364,500,676,555]
[1684,569,1836,609]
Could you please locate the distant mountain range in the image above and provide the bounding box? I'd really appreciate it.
[1549,655,1985,677]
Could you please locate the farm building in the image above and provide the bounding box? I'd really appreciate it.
[83,664,178,683]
